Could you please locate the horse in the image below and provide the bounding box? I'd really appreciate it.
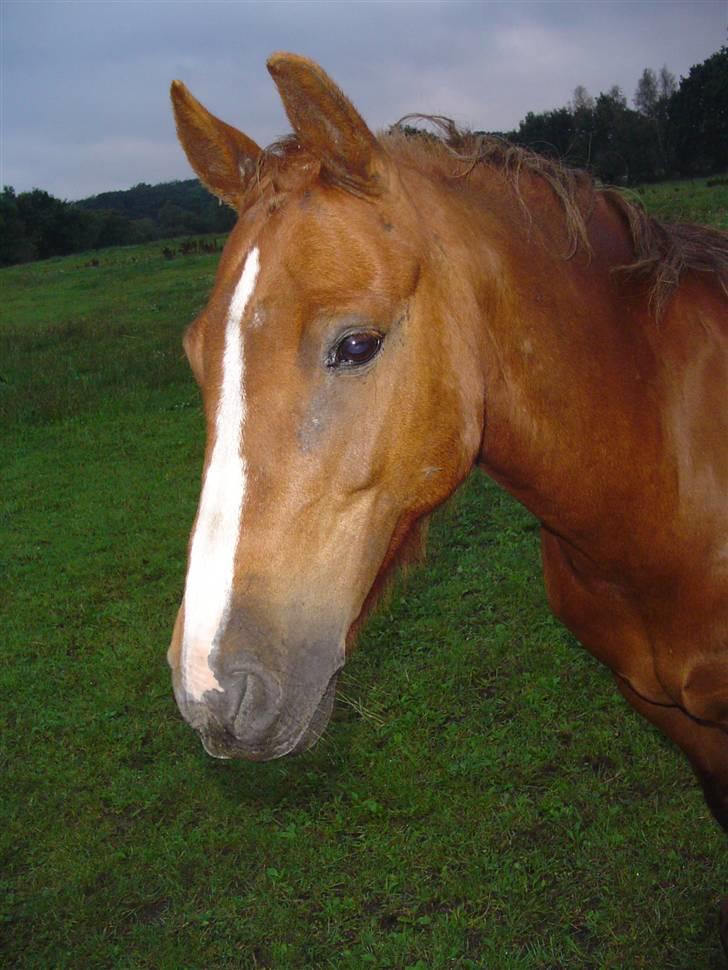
[167,52,728,938]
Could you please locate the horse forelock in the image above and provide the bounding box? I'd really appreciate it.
[254,133,382,201]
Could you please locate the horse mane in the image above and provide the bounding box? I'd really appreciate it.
[257,118,728,315]
[390,116,728,316]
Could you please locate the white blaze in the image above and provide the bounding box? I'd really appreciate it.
[181,246,260,700]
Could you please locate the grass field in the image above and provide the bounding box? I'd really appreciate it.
[635,175,728,229]
[2,183,727,969]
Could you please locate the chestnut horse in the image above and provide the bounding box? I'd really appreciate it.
[168,53,728,872]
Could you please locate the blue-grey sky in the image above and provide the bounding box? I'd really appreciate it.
[2,0,726,200]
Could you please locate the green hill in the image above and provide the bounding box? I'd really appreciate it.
[0,179,235,268]
[75,178,236,236]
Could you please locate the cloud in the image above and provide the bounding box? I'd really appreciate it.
[2,0,725,199]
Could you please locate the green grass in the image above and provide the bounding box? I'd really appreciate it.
[2,211,727,970]
[635,175,728,230]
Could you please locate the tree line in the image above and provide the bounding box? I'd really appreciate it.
[510,46,727,185]
[1,45,726,268]
[0,179,236,267]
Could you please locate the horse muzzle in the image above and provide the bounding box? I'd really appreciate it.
[169,600,345,760]
[175,663,340,761]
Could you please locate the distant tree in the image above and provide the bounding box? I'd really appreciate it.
[132,217,157,242]
[157,199,199,235]
[571,85,594,112]
[592,91,657,183]
[591,91,631,182]
[15,190,74,259]
[669,45,728,174]
[514,107,577,160]
[563,87,593,166]
[514,78,671,184]
[658,65,677,100]
[634,68,659,117]
[0,187,35,265]
[633,65,677,175]
[606,85,627,108]
[92,210,139,249]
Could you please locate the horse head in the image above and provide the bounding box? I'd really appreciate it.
[168,54,484,759]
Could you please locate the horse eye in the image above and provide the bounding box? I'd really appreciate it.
[331,331,383,368]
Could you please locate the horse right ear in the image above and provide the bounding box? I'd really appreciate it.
[266,53,388,197]
[170,81,262,210]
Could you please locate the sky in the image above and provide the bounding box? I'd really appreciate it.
[2,0,726,201]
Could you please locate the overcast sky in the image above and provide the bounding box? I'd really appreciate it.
[2,0,726,200]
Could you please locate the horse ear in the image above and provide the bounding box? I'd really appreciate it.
[170,81,262,209]
[266,53,386,195]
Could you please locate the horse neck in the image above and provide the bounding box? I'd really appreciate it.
[439,173,665,560]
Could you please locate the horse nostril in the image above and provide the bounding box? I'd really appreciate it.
[211,666,281,741]
[232,669,279,737]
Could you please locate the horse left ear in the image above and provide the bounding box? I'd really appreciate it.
[171,81,262,209]
[267,52,387,195]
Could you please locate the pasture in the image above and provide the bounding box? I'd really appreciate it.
[2,178,727,968]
